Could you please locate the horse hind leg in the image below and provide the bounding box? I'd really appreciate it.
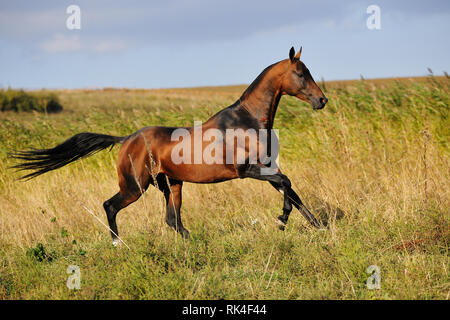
[103,190,142,246]
[103,171,149,246]
[103,193,125,246]
[160,177,190,239]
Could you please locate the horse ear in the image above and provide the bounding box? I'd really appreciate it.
[289,47,295,62]
[295,46,302,59]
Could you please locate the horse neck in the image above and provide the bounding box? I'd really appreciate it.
[238,61,286,129]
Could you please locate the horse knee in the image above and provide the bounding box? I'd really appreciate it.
[103,198,117,218]
[275,173,291,190]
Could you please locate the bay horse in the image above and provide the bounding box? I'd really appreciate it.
[10,47,328,245]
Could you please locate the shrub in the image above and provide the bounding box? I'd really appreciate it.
[0,89,63,113]
[26,243,56,262]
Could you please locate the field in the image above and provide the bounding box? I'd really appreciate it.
[0,76,448,299]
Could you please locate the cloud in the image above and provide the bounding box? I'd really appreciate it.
[0,1,351,46]
[38,33,128,54]
[93,40,127,53]
[3,0,450,51]
[1,2,448,59]
[40,34,82,53]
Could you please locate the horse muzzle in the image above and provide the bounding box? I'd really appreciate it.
[312,97,328,110]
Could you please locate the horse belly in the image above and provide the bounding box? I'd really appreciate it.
[161,162,238,183]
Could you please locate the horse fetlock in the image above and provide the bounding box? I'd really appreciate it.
[165,215,176,227]
[112,239,121,247]
[276,217,287,230]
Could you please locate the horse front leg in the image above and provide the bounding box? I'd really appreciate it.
[237,164,321,229]
[268,180,293,230]
[269,181,321,229]
[237,164,293,228]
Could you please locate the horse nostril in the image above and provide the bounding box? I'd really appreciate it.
[320,97,328,105]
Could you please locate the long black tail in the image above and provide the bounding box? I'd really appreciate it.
[9,132,129,180]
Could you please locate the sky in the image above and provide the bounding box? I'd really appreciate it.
[0,0,449,89]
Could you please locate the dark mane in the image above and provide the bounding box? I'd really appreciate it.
[239,61,280,100]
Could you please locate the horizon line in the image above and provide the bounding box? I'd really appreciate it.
[1,73,446,92]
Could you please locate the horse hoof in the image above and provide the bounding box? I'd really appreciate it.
[182,231,191,240]
[276,218,286,231]
[112,239,121,247]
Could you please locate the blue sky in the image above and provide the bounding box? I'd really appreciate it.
[0,0,449,89]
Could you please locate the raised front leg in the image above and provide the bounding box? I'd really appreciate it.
[268,180,293,230]
[269,181,321,229]
[237,164,320,229]
[237,164,293,227]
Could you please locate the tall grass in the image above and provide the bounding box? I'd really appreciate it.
[0,77,448,299]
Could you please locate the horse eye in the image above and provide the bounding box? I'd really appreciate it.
[298,73,304,78]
